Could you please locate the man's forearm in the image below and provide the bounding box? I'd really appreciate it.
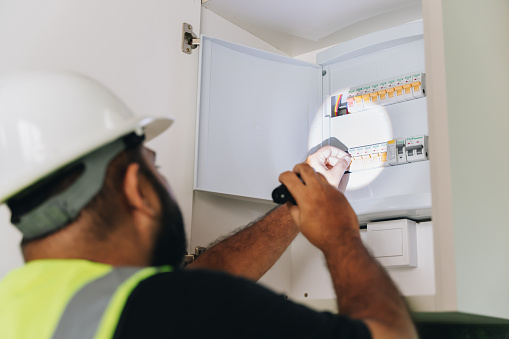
[324,231,417,338]
[187,205,298,281]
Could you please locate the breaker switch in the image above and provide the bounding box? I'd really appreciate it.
[370,92,379,104]
[396,139,408,164]
[385,87,396,104]
[378,90,388,104]
[412,81,424,98]
[394,86,405,102]
[379,142,388,164]
[406,135,428,162]
[362,94,371,109]
[411,73,425,98]
[354,95,363,111]
[360,146,372,170]
[349,147,362,172]
[403,84,413,100]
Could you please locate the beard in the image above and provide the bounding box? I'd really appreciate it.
[144,169,187,268]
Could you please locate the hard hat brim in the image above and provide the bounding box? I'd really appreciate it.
[0,116,173,204]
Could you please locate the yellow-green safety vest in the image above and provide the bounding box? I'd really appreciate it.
[0,259,172,339]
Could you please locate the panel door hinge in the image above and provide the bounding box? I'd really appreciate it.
[182,23,200,54]
[183,246,207,266]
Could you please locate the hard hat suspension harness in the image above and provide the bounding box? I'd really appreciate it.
[8,133,145,240]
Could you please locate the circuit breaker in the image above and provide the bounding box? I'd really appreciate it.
[348,135,428,172]
[344,73,426,114]
[406,135,428,162]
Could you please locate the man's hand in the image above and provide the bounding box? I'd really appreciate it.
[278,163,418,339]
[279,163,358,251]
[306,146,351,192]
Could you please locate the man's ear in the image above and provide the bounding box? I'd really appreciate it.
[123,163,157,217]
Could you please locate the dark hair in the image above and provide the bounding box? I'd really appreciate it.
[82,144,148,240]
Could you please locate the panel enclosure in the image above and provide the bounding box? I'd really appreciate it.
[195,36,323,201]
[196,6,509,323]
[195,22,438,314]
[196,23,431,224]
[289,22,436,313]
[319,22,431,224]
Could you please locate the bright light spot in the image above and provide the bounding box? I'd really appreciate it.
[347,167,384,190]
[309,100,393,191]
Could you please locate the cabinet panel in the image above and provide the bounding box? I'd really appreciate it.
[319,24,431,222]
[290,221,436,311]
[196,24,438,313]
[196,25,431,221]
[196,37,322,200]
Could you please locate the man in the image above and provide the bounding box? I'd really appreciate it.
[0,71,417,338]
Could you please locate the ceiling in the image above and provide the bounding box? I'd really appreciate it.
[202,0,422,56]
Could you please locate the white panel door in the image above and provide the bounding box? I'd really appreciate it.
[0,0,201,278]
[195,37,323,200]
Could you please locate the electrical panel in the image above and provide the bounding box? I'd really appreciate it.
[196,22,431,224]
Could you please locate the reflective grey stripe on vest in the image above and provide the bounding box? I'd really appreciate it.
[52,267,142,339]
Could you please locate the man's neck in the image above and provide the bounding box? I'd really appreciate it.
[22,222,152,267]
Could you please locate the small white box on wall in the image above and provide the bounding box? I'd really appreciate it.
[367,219,417,267]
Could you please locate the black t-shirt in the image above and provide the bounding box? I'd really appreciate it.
[113,268,372,338]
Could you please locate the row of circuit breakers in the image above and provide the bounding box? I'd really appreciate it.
[348,135,428,172]
[331,73,426,116]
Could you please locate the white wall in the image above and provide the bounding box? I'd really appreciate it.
[0,206,22,277]
[424,0,509,319]
[442,0,509,319]
[0,0,201,278]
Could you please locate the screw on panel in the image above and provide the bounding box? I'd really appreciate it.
[188,25,192,29]
[322,70,327,76]
[304,293,308,298]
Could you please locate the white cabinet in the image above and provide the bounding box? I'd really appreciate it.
[194,1,509,323]
[195,22,431,224]
[195,22,438,312]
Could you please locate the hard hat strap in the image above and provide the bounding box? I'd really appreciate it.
[14,139,126,240]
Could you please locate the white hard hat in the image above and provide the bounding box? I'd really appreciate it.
[0,70,173,205]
